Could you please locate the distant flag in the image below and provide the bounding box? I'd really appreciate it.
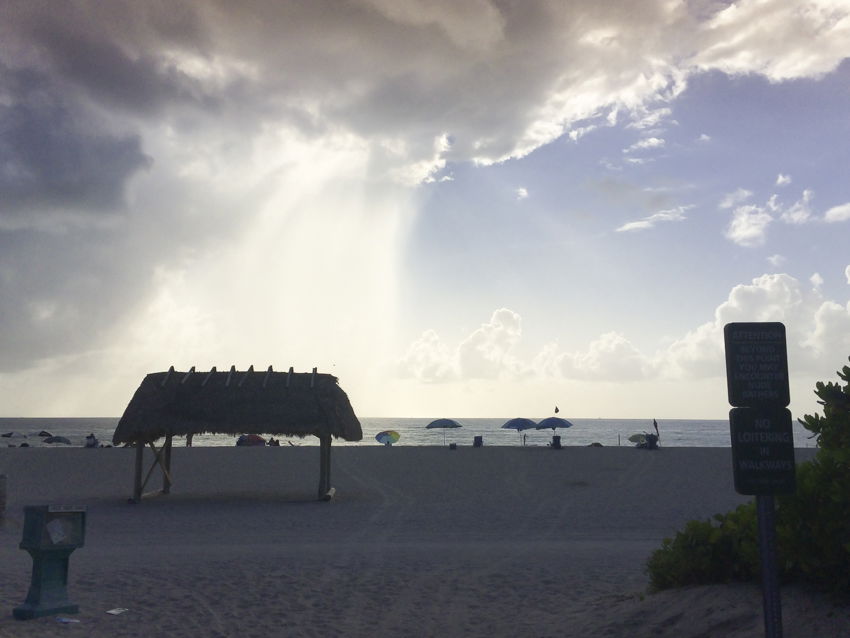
[653,419,659,438]
[554,406,560,414]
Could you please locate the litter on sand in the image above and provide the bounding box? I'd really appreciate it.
[106,608,129,615]
[56,617,81,623]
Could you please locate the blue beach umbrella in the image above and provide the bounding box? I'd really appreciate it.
[501,418,537,444]
[536,416,574,432]
[536,417,573,447]
[425,418,462,445]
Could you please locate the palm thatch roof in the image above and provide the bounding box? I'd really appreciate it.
[113,366,362,445]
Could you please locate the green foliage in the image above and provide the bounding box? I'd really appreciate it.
[775,448,850,591]
[647,357,850,593]
[647,504,759,590]
[783,357,850,591]
[797,359,850,450]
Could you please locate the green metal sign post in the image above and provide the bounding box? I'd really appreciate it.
[724,322,795,638]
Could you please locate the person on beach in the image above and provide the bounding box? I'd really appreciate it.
[84,433,99,448]
[186,433,193,447]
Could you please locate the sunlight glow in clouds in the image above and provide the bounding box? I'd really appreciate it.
[1,0,850,418]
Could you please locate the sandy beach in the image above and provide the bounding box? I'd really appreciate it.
[0,445,844,637]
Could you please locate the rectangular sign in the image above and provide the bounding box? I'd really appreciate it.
[724,322,790,407]
[729,407,796,495]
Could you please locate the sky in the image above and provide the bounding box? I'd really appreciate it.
[1,0,849,420]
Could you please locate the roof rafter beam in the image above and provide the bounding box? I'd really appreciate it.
[238,365,254,387]
[202,366,217,387]
[181,366,196,384]
[160,366,175,387]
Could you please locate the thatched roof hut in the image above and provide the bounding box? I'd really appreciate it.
[113,366,361,445]
[114,366,361,502]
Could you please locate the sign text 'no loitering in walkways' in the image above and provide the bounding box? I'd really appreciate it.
[729,407,796,494]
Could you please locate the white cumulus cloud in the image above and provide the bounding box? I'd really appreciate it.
[398,308,525,382]
[720,188,753,209]
[660,272,850,376]
[776,173,792,186]
[458,308,524,379]
[556,332,651,380]
[399,269,850,391]
[624,137,666,154]
[780,189,814,224]
[725,204,773,246]
[616,205,692,232]
[767,254,786,268]
[824,202,850,223]
[397,329,456,382]
[691,0,850,81]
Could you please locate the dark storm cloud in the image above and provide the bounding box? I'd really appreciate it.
[25,16,217,115]
[0,227,146,371]
[0,64,151,221]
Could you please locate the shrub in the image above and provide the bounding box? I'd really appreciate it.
[647,357,850,593]
[647,504,759,590]
[775,448,850,591]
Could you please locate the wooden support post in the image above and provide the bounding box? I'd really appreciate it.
[318,434,332,500]
[132,442,144,503]
[0,473,6,519]
[162,434,173,494]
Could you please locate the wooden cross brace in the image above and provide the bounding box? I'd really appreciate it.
[130,435,174,503]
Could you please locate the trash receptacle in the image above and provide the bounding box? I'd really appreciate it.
[13,505,86,620]
[473,436,483,447]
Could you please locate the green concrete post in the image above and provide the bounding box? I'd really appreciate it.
[13,506,86,620]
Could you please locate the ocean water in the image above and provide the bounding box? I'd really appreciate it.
[0,417,817,449]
